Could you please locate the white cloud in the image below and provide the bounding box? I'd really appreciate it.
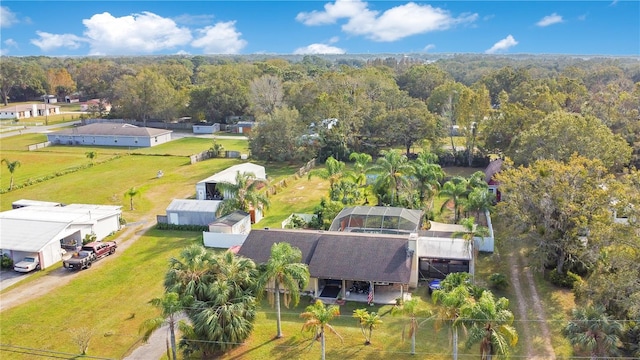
[82,12,192,55]
[293,43,346,54]
[328,36,340,44]
[485,35,518,54]
[173,14,216,26]
[191,21,247,54]
[4,38,17,48]
[297,0,477,42]
[578,13,588,21]
[422,44,436,52]
[30,31,87,52]
[536,13,563,27]
[176,50,190,55]
[1,6,18,28]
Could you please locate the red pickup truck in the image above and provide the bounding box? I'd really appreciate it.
[82,241,117,258]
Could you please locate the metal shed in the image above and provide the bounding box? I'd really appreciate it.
[195,163,267,200]
[166,199,221,226]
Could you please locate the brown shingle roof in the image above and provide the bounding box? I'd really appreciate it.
[53,123,171,137]
[484,158,504,183]
[238,229,411,284]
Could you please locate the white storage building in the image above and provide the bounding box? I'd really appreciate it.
[195,163,266,200]
[47,123,172,147]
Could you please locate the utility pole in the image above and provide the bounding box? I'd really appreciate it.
[44,95,49,126]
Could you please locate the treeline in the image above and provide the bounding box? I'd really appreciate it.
[1,54,638,168]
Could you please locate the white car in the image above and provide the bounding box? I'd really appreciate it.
[14,256,40,273]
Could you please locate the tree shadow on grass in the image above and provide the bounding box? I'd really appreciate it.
[224,338,278,360]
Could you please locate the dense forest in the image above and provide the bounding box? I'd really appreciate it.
[1,53,639,357]
[1,54,639,168]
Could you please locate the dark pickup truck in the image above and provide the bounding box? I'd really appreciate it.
[82,241,117,258]
[62,241,117,270]
[63,250,96,270]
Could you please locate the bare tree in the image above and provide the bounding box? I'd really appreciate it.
[250,75,283,115]
[71,327,93,355]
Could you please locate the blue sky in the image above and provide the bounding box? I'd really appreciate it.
[1,1,638,56]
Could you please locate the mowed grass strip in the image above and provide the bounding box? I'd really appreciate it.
[224,293,463,360]
[0,229,201,360]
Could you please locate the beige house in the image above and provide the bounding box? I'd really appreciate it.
[0,103,60,120]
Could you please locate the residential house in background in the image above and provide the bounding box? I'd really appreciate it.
[46,123,173,147]
[0,103,60,120]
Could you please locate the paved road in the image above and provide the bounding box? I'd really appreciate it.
[0,120,82,138]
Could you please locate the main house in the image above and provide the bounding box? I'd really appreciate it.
[46,123,173,147]
[236,206,476,304]
[0,103,60,120]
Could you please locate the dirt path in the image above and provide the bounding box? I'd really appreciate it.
[507,250,556,359]
[0,218,153,313]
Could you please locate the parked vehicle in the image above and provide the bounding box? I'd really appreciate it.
[14,256,40,273]
[63,251,96,270]
[82,241,117,259]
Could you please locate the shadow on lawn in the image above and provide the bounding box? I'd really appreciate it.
[225,338,279,360]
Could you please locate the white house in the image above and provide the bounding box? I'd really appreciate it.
[202,211,251,249]
[0,204,122,269]
[46,123,172,147]
[0,103,60,120]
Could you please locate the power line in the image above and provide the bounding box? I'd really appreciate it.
[0,344,114,360]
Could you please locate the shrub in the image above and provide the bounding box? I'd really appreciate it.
[285,214,307,229]
[489,273,509,290]
[1,254,14,269]
[155,223,208,232]
[548,269,582,289]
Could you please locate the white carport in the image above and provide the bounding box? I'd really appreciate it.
[415,236,474,280]
[0,204,122,269]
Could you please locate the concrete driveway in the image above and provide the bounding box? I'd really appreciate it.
[0,269,34,291]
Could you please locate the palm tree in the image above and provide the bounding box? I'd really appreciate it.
[349,152,372,186]
[125,187,140,210]
[2,158,21,190]
[367,150,414,206]
[411,152,445,210]
[301,299,342,360]
[353,308,383,345]
[258,242,310,339]
[85,151,97,164]
[464,187,495,220]
[432,283,472,360]
[308,156,346,196]
[453,217,490,261]
[439,177,468,223]
[459,290,518,360]
[391,298,431,355]
[564,305,623,359]
[167,248,258,357]
[139,292,191,360]
[216,171,270,218]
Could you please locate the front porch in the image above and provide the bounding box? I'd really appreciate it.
[314,280,412,305]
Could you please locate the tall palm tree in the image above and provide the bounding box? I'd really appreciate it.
[453,217,490,260]
[464,187,495,220]
[439,176,468,223]
[308,156,346,196]
[459,290,518,360]
[125,187,140,210]
[367,150,414,206]
[301,300,342,360]
[391,298,431,355]
[165,245,215,302]
[432,283,472,360]
[2,158,21,190]
[353,308,383,345]
[216,171,270,218]
[349,152,372,186]
[139,292,191,360]
[564,305,623,359]
[258,242,310,339]
[411,152,445,210]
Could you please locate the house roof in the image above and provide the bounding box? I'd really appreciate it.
[416,237,472,260]
[197,163,266,185]
[166,199,221,213]
[238,229,411,284]
[51,123,172,137]
[12,199,63,208]
[209,211,250,227]
[238,229,320,265]
[328,206,423,234]
[484,158,504,183]
[0,204,121,252]
[308,233,411,283]
[0,218,71,252]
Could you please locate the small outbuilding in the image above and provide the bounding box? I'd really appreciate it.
[165,199,221,226]
[195,163,267,200]
[202,211,251,249]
